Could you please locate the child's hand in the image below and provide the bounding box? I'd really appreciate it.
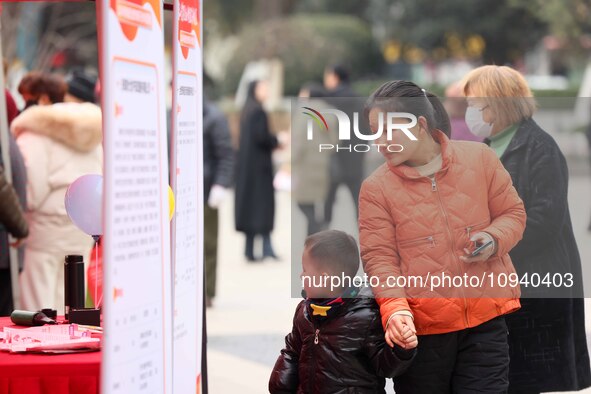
[385,315,416,349]
[403,328,418,349]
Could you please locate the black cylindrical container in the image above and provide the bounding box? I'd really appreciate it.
[64,254,85,320]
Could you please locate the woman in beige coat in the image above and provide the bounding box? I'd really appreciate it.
[11,101,102,313]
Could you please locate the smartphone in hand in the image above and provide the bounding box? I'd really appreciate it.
[470,240,493,257]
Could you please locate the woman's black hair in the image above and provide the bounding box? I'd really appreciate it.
[246,80,259,103]
[241,80,263,124]
[364,80,451,137]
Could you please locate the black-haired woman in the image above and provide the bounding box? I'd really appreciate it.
[358,81,527,393]
[235,80,279,261]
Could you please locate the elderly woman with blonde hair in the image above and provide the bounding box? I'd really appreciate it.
[462,65,591,393]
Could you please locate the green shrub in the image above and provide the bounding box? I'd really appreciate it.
[222,14,384,96]
[353,80,579,111]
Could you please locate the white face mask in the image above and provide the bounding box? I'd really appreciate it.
[465,106,493,138]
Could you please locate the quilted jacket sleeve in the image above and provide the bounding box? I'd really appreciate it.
[359,179,410,329]
[269,302,303,393]
[481,146,527,257]
[208,107,234,189]
[363,313,416,378]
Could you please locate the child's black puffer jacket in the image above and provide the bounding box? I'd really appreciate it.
[269,295,415,393]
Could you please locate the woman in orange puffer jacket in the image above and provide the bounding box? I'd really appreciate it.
[358,81,526,394]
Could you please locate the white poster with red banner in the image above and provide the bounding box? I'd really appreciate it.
[98,0,172,392]
[171,0,203,392]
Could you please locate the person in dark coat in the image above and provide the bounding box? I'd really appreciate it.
[203,98,233,306]
[269,230,416,393]
[463,65,591,393]
[0,90,28,316]
[322,64,365,227]
[234,80,279,261]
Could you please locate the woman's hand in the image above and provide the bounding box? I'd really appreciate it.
[276,131,290,149]
[207,185,228,209]
[385,314,416,349]
[460,232,497,263]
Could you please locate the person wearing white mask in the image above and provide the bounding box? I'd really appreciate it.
[463,91,520,155]
[462,65,591,393]
[463,104,493,138]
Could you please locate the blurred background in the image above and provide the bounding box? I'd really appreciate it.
[2,1,591,392]
[3,0,591,133]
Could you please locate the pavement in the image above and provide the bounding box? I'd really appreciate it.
[206,150,591,394]
[206,187,298,394]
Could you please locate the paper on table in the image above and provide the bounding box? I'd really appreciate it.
[0,324,101,353]
[10,338,100,353]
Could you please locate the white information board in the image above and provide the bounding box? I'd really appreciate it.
[171,0,203,392]
[98,0,172,392]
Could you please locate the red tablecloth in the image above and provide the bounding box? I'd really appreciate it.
[0,317,100,394]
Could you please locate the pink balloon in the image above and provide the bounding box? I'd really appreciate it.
[65,174,103,236]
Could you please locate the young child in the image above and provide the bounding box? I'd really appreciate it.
[269,230,417,393]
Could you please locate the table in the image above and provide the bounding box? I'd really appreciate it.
[0,317,100,394]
